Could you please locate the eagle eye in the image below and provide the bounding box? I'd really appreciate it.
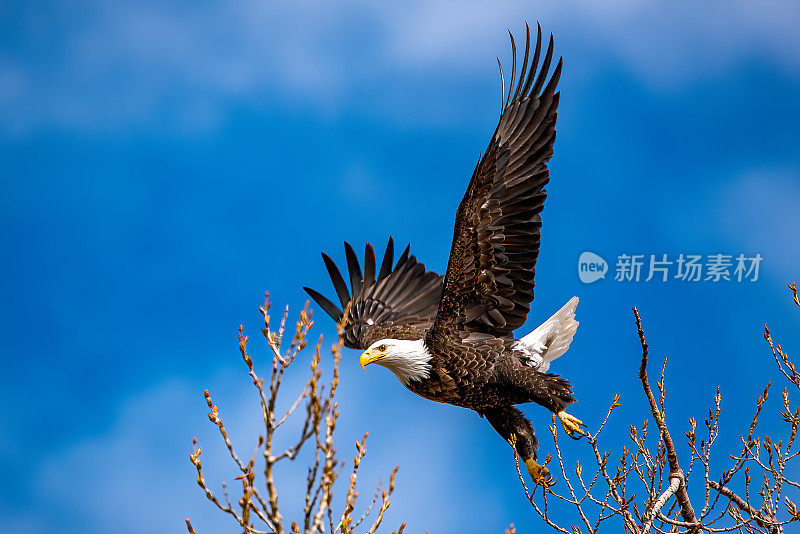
[378,344,387,352]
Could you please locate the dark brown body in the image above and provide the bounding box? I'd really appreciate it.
[370,323,573,414]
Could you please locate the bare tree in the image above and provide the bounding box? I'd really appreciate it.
[186,294,406,534]
[515,283,800,533]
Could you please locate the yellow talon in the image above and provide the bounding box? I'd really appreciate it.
[525,459,553,487]
[558,411,586,438]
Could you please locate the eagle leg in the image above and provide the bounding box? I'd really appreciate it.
[557,410,586,439]
[482,406,552,486]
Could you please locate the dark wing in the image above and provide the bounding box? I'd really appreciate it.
[304,238,443,350]
[430,24,562,344]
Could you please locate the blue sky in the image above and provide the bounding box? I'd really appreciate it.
[2,1,800,532]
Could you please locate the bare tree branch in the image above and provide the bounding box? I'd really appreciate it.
[519,283,800,534]
[187,293,406,534]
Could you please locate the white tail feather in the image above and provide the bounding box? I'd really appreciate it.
[516,297,579,371]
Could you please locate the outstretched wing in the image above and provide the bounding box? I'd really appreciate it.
[304,238,443,350]
[431,25,562,343]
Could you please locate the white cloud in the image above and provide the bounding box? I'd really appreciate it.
[383,0,800,85]
[1,0,799,135]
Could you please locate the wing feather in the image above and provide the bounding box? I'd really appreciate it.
[302,287,342,322]
[344,242,363,299]
[305,238,444,349]
[363,243,376,288]
[430,25,562,344]
[321,253,350,309]
[378,238,395,282]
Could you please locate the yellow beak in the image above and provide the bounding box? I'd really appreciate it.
[359,349,382,369]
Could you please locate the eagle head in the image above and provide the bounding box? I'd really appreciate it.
[359,338,432,385]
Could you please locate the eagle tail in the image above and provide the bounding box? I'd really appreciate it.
[519,296,579,371]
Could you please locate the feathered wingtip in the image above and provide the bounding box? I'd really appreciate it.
[303,237,401,324]
[497,22,562,114]
[304,237,443,349]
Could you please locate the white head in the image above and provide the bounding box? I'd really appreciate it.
[359,338,432,385]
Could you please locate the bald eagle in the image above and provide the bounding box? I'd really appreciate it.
[304,25,583,485]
